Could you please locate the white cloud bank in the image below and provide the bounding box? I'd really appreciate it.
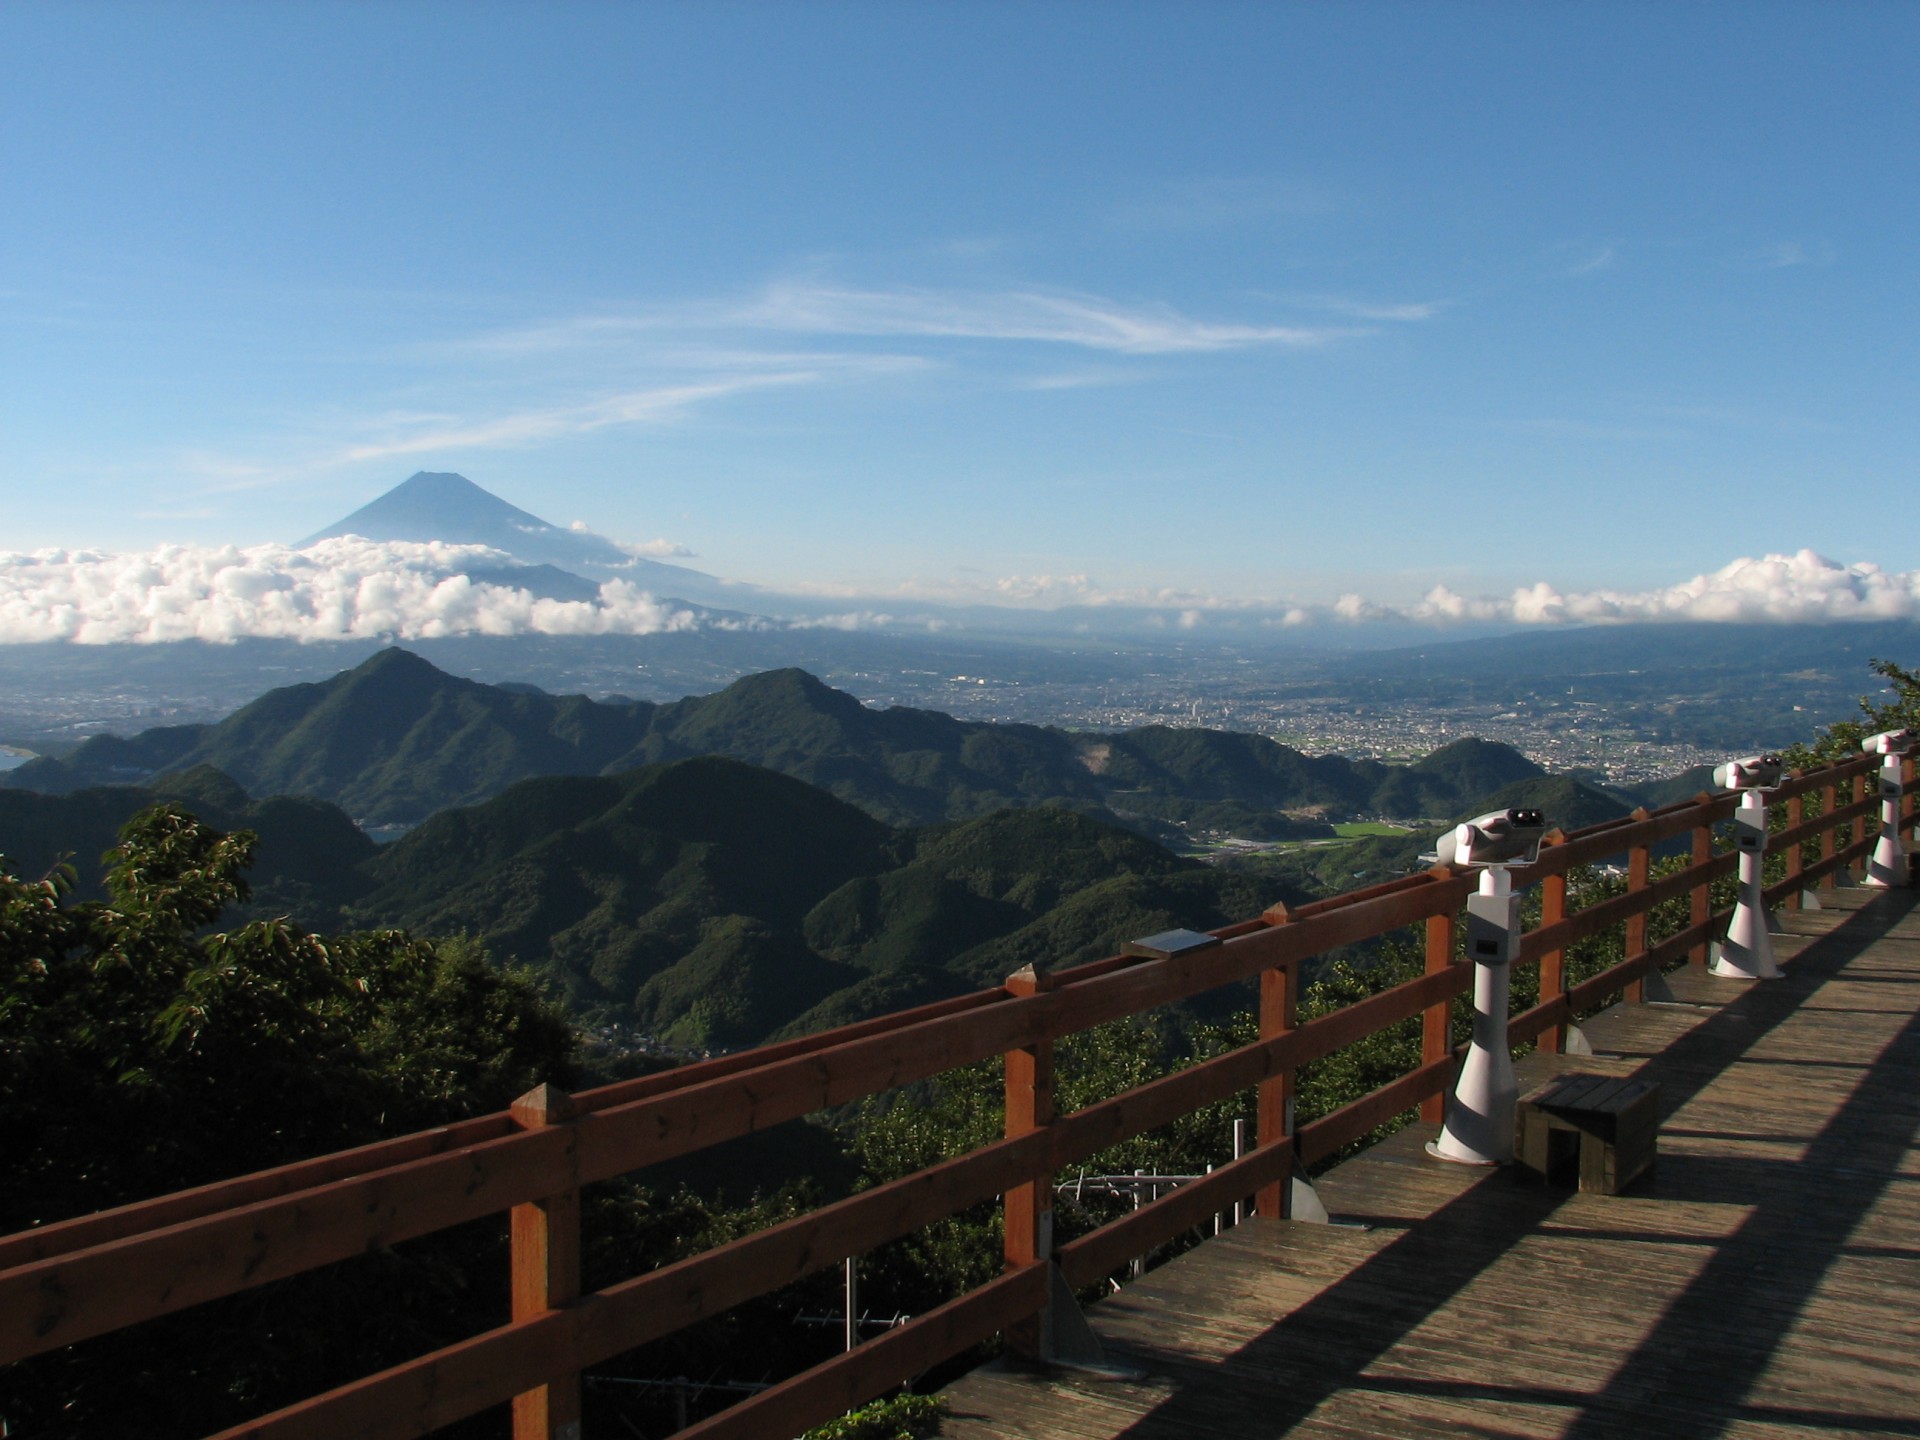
[0,545,1913,645]
[0,539,704,644]
[822,551,1920,629]
[1402,551,1920,627]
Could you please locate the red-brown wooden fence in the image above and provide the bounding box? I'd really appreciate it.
[1,748,1911,1440]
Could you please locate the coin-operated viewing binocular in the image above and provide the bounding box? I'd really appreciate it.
[1426,807,1552,1170]
[1711,753,1783,979]
[1863,730,1913,889]
[1713,754,1783,792]
[1435,808,1548,869]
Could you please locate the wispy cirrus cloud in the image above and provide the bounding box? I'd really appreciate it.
[190,271,1408,485]
[166,338,928,489]
[1734,239,1836,272]
[1565,244,1619,276]
[457,281,1368,360]
[332,373,820,464]
[1261,292,1448,322]
[1015,367,1147,392]
[733,282,1361,353]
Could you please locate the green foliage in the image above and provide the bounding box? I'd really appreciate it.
[837,942,1434,1319]
[0,804,578,1439]
[1786,657,1920,766]
[632,915,861,1049]
[353,766,1291,1040]
[803,1393,949,1440]
[354,755,898,1021]
[0,766,376,929]
[3,803,576,1229]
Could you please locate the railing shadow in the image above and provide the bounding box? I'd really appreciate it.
[1096,891,1919,1439]
[1559,891,1920,1440]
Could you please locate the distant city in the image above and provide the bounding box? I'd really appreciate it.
[0,632,1800,790]
[814,666,1730,782]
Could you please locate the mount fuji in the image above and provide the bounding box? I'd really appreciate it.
[300,471,744,606]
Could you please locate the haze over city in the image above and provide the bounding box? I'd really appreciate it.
[4,1,1916,635]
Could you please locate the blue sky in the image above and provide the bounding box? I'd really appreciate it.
[3,1,1915,616]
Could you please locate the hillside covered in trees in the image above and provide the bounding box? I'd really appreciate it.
[0,652,1658,1047]
[6,757,1292,1046]
[6,648,1554,834]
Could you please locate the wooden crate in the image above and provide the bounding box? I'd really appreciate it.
[1516,1072,1661,1194]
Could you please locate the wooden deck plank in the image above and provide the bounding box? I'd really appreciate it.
[942,887,1920,1439]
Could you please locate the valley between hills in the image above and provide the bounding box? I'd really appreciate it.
[0,649,1675,1054]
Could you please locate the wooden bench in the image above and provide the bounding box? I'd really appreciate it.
[1516,1073,1661,1194]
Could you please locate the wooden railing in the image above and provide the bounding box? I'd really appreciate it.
[2,748,1912,1440]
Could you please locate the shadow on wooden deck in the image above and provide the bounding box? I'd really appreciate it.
[942,888,1920,1439]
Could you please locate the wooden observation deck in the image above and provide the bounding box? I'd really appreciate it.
[942,885,1920,1439]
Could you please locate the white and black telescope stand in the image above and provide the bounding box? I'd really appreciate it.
[1867,751,1910,889]
[1710,789,1781,980]
[1427,865,1521,1167]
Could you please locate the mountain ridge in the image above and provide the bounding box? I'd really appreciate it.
[5,650,1561,836]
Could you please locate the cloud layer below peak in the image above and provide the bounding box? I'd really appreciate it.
[0,539,704,644]
[1402,551,1920,627]
[0,544,1913,646]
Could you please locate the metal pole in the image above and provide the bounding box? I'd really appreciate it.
[1232,1117,1247,1226]
[1131,1169,1146,1279]
[844,1255,858,1353]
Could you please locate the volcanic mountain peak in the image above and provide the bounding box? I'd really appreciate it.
[298,471,715,589]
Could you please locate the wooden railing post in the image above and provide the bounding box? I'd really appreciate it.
[1821,778,1840,890]
[509,1083,582,1440]
[1002,963,1054,1358]
[1255,904,1297,1219]
[1690,799,1715,966]
[1624,816,1652,1003]
[1784,782,1806,910]
[1855,770,1873,864]
[1537,836,1568,1053]
[1419,901,1456,1123]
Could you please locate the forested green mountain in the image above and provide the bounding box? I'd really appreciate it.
[0,650,1636,1049]
[3,754,1288,1046]
[6,649,1548,835]
[0,764,375,929]
[354,756,1283,1044]
[5,649,651,822]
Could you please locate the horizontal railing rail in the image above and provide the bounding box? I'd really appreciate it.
[2,745,1910,1440]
